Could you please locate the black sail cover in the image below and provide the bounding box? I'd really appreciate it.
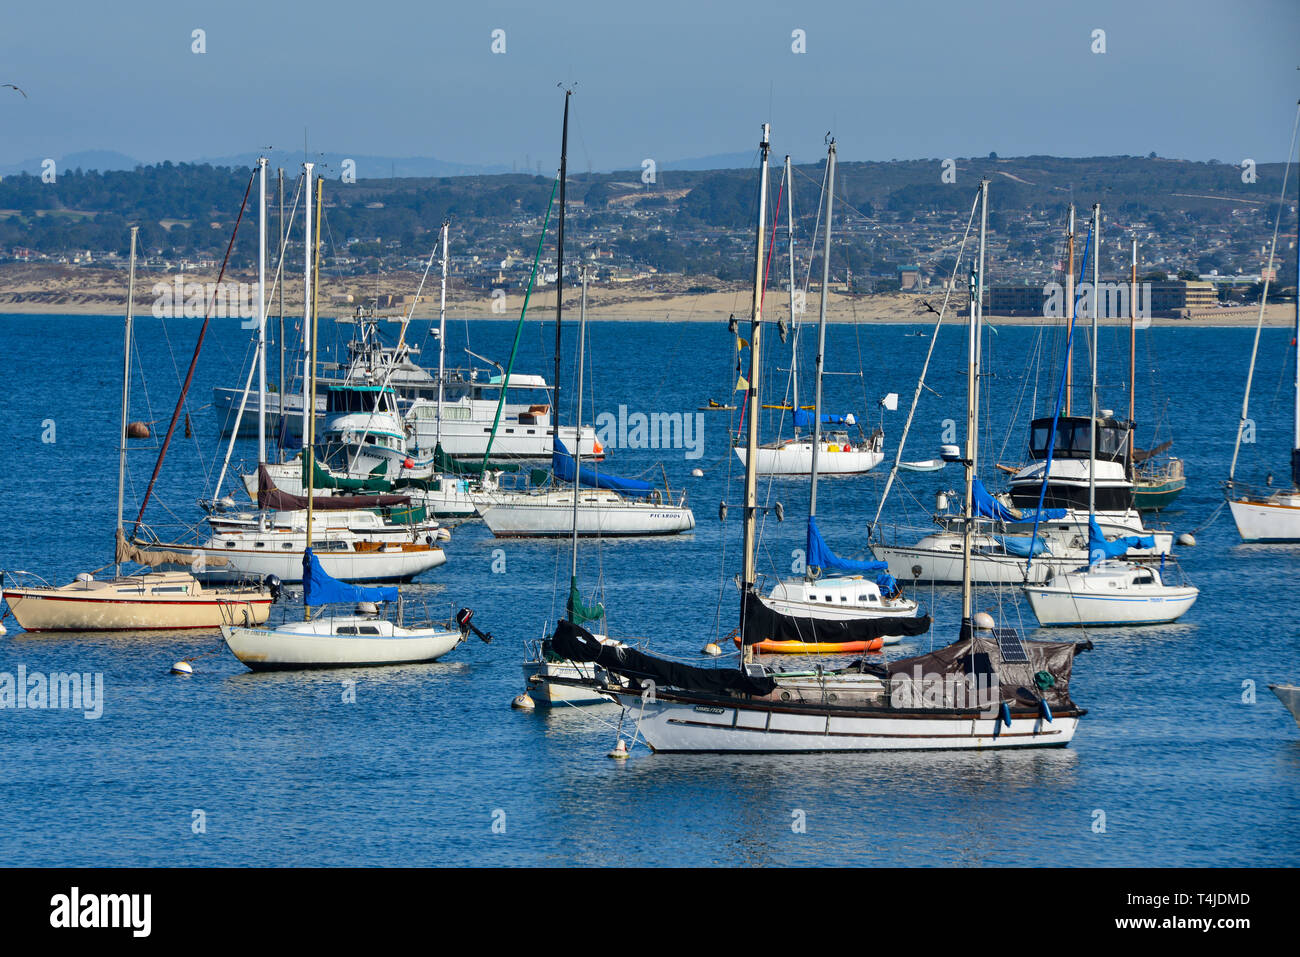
[551,619,777,697]
[740,590,931,646]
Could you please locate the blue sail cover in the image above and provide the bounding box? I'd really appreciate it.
[302,547,399,606]
[807,516,888,575]
[793,409,854,430]
[1087,516,1155,564]
[552,439,653,498]
[973,478,1066,523]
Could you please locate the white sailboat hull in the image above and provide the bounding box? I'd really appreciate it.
[871,541,1055,585]
[411,419,601,461]
[611,691,1079,752]
[1229,495,1300,543]
[523,660,618,705]
[735,443,883,476]
[473,490,694,538]
[222,622,462,670]
[1023,583,1198,626]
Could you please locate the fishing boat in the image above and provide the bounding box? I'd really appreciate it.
[1,224,273,633]
[744,142,930,655]
[1227,104,1300,542]
[548,151,1088,753]
[1021,206,1198,627]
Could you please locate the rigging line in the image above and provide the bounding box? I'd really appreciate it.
[871,185,981,529]
[132,166,256,537]
[1230,99,1300,485]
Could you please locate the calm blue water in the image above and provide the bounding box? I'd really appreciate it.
[1,313,1297,866]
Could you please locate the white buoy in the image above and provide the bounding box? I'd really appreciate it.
[973,611,996,631]
[1177,533,1196,547]
[608,738,629,760]
[0,620,7,636]
[691,468,704,477]
[435,527,452,542]
[171,660,193,676]
[512,693,535,710]
[702,642,722,656]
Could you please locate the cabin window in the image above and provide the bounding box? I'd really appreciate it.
[859,595,868,602]
[358,626,381,635]
[225,541,236,548]
[1134,574,1154,585]
[282,543,293,550]
[336,626,358,635]
[151,586,188,594]
[255,542,265,548]
[840,596,849,602]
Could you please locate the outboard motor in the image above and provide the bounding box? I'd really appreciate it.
[456,607,493,644]
[263,574,283,603]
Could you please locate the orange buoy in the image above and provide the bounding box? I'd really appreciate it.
[403,457,414,469]
[126,422,150,439]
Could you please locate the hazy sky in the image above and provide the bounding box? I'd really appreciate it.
[2,0,1298,172]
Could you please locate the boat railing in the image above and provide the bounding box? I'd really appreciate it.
[0,569,57,591]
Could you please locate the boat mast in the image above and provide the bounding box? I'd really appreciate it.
[305,174,322,622]
[1128,236,1137,475]
[553,88,571,457]
[436,220,449,449]
[740,124,771,666]
[257,157,268,466]
[1089,203,1101,521]
[786,154,798,427]
[569,267,588,602]
[1294,193,1300,489]
[1065,204,1075,416]
[301,161,315,450]
[809,141,835,523]
[115,226,139,577]
[960,180,988,627]
[277,166,286,463]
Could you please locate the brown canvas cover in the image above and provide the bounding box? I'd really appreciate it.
[257,465,411,511]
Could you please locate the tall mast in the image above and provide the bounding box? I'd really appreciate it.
[305,175,322,622]
[960,180,988,627]
[277,167,286,462]
[1294,193,1300,486]
[553,89,571,456]
[786,154,798,425]
[1129,236,1137,473]
[257,157,268,466]
[809,141,835,522]
[569,267,588,595]
[1089,203,1101,519]
[115,226,139,577]
[436,220,449,448]
[301,161,315,450]
[1065,204,1075,416]
[740,124,771,666]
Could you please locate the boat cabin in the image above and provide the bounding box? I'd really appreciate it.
[1027,415,1131,464]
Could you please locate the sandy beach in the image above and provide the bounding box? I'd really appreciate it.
[0,262,1292,326]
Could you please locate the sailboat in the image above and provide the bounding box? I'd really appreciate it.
[1227,100,1300,542]
[746,142,930,655]
[547,147,1088,752]
[2,227,274,633]
[1022,206,1199,627]
[468,91,694,539]
[732,156,883,477]
[220,190,485,671]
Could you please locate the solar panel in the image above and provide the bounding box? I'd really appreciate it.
[993,627,1029,663]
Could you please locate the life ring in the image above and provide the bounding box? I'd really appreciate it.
[807,565,823,580]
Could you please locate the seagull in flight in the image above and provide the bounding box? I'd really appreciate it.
[3,83,27,98]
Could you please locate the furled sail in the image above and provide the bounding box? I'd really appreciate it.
[258,465,411,511]
[552,439,653,497]
[551,618,776,696]
[302,547,398,606]
[565,575,604,626]
[807,516,887,575]
[740,589,931,647]
[1087,516,1154,563]
[116,528,229,568]
[793,409,855,430]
